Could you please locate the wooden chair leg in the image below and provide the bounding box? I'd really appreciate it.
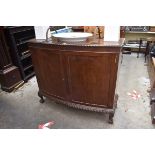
[144,53,146,62]
[145,42,150,63]
[138,39,143,58]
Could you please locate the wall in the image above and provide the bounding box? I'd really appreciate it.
[34,26,49,39]
[104,26,120,41]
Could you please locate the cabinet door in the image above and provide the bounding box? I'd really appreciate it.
[65,52,118,108]
[31,48,67,100]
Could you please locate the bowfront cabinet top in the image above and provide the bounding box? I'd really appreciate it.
[0,27,23,92]
[29,38,124,48]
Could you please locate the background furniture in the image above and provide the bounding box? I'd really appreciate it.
[125,31,155,44]
[0,27,23,92]
[137,38,149,61]
[122,27,155,61]
[71,26,104,39]
[150,26,155,32]
[150,88,155,124]
[71,26,84,32]
[138,37,155,62]
[84,26,104,39]
[148,56,155,90]
[50,26,66,32]
[120,26,125,38]
[5,26,36,82]
[124,26,155,43]
[149,58,155,124]
[125,26,150,32]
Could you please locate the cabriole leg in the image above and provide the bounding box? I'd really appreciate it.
[108,112,114,124]
[38,91,45,103]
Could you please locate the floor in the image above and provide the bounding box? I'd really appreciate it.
[0,53,154,129]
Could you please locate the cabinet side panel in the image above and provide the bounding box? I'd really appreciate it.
[108,53,120,107]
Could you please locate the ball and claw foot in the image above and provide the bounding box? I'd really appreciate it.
[108,113,114,124]
[115,103,117,108]
[38,92,45,103]
[39,98,45,103]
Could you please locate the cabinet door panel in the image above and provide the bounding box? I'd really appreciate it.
[31,48,66,100]
[66,52,118,107]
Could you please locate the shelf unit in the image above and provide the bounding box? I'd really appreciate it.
[5,26,35,81]
[125,31,155,42]
[126,31,155,34]
[0,27,23,92]
[123,27,155,51]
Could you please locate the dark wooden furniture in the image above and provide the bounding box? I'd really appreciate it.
[123,38,149,61]
[125,31,155,43]
[29,38,123,123]
[50,26,66,32]
[124,30,155,58]
[125,26,150,32]
[148,57,155,124]
[150,89,155,124]
[120,26,125,38]
[71,26,84,32]
[0,27,23,92]
[5,26,35,81]
[148,57,155,89]
[138,38,149,61]
[149,27,155,32]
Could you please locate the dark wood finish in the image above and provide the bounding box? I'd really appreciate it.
[137,38,149,61]
[31,49,67,100]
[38,91,45,103]
[29,38,123,123]
[150,89,155,124]
[120,26,125,38]
[65,52,118,108]
[0,27,23,92]
[4,26,35,81]
[148,57,155,90]
[151,104,155,124]
[71,26,84,32]
[148,57,155,124]
[150,27,155,32]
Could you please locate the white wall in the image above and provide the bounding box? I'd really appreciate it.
[34,26,50,39]
[104,26,120,41]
